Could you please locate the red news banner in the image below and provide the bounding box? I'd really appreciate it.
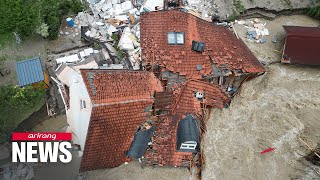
[12,132,73,163]
[12,132,72,141]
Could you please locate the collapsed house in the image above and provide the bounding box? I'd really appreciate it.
[55,57,99,152]
[282,26,320,65]
[77,10,265,172]
[141,10,265,94]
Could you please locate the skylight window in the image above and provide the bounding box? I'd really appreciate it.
[168,32,185,45]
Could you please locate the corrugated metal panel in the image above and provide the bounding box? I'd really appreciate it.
[282,26,320,65]
[16,57,44,87]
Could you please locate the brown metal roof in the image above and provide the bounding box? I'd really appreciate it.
[282,26,320,65]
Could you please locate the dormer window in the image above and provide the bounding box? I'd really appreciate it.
[168,32,184,45]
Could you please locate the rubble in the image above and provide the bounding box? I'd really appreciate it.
[235,18,271,44]
[0,163,35,180]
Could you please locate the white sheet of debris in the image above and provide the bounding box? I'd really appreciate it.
[56,54,80,64]
[144,0,164,11]
[118,27,135,50]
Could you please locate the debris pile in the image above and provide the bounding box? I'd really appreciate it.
[71,0,146,69]
[236,18,270,44]
[67,0,217,70]
[0,163,34,180]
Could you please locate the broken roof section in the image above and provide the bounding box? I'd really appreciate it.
[143,80,226,167]
[127,126,156,158]
[81,70,163,104]
[140,10,265,79]
[143,114,194,167]
[80,70,163,172]
[282,26,320,65]
[173,80,227,116]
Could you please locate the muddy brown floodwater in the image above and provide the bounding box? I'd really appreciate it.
[2,15,319,180]
[202,15,320,180]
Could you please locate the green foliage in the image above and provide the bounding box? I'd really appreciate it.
[228,13,239,21]
[0,84,45,109]
[0,0,84,41]
[0,84,45,137]
[233,0,246,14]
[36,23,49,38]
[111,33,124,61]
[41,0,85,40]
[0,0,42,38]
[306,0,320,19]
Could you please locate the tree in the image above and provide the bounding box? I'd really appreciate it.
[0,0,84,40]
[0,84,46,142]
[307,0,320,19]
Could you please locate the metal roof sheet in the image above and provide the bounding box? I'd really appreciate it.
[283,26,320,37]
[283,26,320,65]
[127,126,156,158]
[176,114,200,151]
[16,57,44,87]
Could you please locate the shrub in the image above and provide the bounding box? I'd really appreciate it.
[306,0,320,19]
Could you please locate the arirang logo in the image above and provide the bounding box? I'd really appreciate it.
[12,132,72,163]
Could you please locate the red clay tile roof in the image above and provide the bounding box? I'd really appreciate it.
[143,80,225,167]
[80,101,153,172]
[80,70,163,105]
[143,115,194,167]
[80,70,162,172]
[172,80,226,116]
[282,26,320,65]
[140,10,265,79]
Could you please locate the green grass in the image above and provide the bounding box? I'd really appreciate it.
[0,33,14,49]
[228,13,239,21]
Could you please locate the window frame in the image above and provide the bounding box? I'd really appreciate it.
[80,100,86,109]
[180,141,197,150]
[167,32,185,45]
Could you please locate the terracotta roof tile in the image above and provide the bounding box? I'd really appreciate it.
[79,70,162,172]
[80,101,153,172]
[172,80,226,116]
[143,115,193,167]
[81,70,163,104]
[141,11,265,79]
[143,80,225,167]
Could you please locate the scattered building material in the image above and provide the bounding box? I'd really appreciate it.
[56,54,80,64]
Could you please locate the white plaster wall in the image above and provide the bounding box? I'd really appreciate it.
[66,73,92,151]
